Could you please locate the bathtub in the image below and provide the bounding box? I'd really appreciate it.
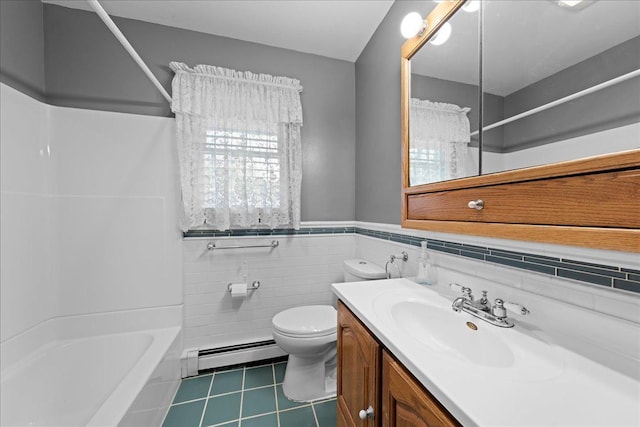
[1,307,181,427]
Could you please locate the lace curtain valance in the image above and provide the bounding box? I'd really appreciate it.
[170,62,303,231]
[410,98,471,183]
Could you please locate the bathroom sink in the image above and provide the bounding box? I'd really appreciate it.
[373,289,566,380]
[390,299,516,368]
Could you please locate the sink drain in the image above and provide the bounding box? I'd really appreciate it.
[466,321,478,330]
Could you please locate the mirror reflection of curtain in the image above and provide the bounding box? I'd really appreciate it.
[410,98,471,185]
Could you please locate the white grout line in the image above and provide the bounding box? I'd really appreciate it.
[198,372,216,427]
[310,401,320,427]
[238,367,246,427]
[270,363,281,427]
[171,396,207,406]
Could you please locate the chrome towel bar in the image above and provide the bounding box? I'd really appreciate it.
[207,240,279,250]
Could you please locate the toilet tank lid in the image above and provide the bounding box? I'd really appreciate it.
[343,259,386,279]
[272,305,337,336]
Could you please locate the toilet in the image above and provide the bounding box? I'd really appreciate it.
[271,259,386,402]
[343,258,387,282]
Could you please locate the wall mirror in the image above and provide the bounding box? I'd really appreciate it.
[481,0,640,175]
[401,0,640,252]
[406,0,640,186]
[408,4,479,186]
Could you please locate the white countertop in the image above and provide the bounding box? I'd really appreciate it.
[332,278,640,427]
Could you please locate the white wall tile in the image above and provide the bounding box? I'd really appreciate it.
[354,234,640,324]
[182,234,354,351]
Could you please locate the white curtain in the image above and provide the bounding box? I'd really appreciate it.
[410,98,471,184]
[170,62,303,231]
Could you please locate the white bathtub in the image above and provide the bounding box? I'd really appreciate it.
[1,307,182,427]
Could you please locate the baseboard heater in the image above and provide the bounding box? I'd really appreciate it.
[182,339,287,377]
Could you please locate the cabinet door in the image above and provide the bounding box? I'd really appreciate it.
[382,351,459,427]
[337,301,381,427]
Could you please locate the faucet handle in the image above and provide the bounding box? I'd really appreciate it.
[449,283,473,300]
[491,298,507,319]
[480,290,488,303]
[504,301,530,315]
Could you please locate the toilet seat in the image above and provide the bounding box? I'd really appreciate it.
[272,305,336,338]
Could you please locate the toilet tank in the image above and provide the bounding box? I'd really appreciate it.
[343,259,386,282]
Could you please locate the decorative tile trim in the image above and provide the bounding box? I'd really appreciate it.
[182,226,639,294]
[183,227,355,238]
[352,228,640,295]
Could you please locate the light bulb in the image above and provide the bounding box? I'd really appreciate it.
[559,0,583,6]
[401,12,425,39]
[429,22,452,46]
[462,0,480,12]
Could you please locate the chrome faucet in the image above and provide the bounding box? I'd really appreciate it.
[449,283,529,328]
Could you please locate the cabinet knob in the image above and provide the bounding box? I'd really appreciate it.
[358,405,374,420]
[467,199,484,210]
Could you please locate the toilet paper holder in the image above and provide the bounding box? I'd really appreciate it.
[228,280,261,293]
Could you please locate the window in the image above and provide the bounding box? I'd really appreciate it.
[203,129,281,211]
[170,62,303,231]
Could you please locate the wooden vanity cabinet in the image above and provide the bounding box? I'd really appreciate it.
[337,301,459,427]
[382,352,460,427]
[337,301,380,427]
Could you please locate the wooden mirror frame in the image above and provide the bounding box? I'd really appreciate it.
[401,1,640,253]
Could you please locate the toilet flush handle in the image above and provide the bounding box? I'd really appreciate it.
[359,405,374,420]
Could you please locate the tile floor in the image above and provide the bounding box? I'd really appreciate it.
[162,360,336,427]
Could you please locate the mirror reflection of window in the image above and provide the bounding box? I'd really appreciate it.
[408,2,480,186]
[409,99,471,185]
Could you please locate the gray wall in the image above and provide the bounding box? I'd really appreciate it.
[34,4,356,222]
[355,1,423,224]
[0,0,46,102]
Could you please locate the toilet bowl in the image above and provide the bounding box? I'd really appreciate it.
[272,305,337,402]
[272,259,385,402]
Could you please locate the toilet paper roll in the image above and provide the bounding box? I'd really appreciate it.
[230,283,248,299]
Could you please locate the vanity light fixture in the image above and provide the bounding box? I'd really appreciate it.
[400,12,426,39]
[556,0,595,9]
[559,0,583,6]
[429,22,452,46]
[462,0,480,13]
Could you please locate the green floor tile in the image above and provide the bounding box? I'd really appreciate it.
[274,362,286,383]
[173,375,212,403]
[276,384,308,411]
[244,365,275,389]
[162,400,205,427]
[212,422,238,427]
[201,392,241,426]
[241,386,277,418]
[241,413,278,427]
[314,399,337,427]
[279,406,317,427]
[210,370,244,395]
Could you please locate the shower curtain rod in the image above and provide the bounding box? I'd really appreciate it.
[470,68,640,136]
[87,0,172,104]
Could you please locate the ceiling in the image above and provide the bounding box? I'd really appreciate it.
[42,0,395,62]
